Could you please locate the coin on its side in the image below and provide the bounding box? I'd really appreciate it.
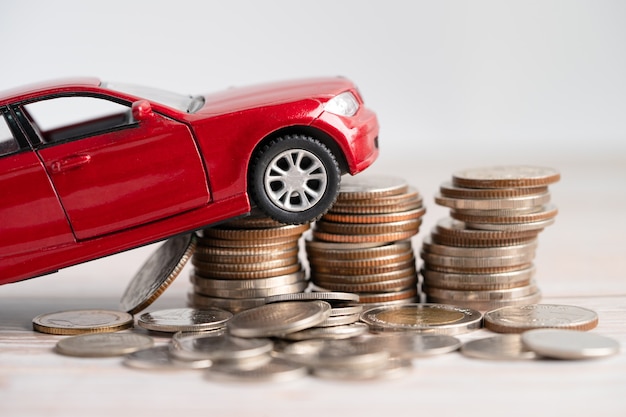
[55,333,154,357]
[33,309,133,335]
[120,233,196,314]
[483,304,599,333]
[227,301,332,338]
[137,307,233,333]
[265,291,360,304]
[521,329,620,360]
[461,334,537,360]
[360,303,482,335]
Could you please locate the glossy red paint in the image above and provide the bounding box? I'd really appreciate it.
[0,77,379,285]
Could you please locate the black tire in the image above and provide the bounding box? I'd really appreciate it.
[248,134,341,224]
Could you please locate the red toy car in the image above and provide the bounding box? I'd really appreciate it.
[0,77,379,285]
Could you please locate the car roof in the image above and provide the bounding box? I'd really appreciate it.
[0,77,101,106]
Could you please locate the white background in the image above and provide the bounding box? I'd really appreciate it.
[2,0,624,161]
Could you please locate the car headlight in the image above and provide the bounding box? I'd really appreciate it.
[324,91,359,117]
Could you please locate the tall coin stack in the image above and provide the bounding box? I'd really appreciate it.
[188,214,310,313]
[306,176,426,306]
[420,166,560,311]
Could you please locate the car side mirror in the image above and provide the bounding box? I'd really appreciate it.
[132,100,153,121]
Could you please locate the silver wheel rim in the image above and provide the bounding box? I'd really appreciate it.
[264,148,328,213]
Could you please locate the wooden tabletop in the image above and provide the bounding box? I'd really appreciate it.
[1,157,624,417]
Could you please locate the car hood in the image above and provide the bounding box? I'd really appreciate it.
[196,77,356,115]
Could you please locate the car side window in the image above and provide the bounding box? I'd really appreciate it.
[0,112,19,156]
[23,96,133,144]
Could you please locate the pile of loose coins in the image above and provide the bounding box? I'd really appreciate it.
[188,214,310,313]
[26,166,621,382]
[420,166,561,311]
[307,176,425,306]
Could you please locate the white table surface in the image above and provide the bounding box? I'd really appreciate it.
[1,156,625,417]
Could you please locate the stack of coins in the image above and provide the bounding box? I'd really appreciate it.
[306,176,426,306]
[420,166,560,311]
[187,213,310,313]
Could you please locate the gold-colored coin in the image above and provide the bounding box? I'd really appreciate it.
[360,303,482,335]
[311,258,416,276]
[33,309,134,335]
[315,219,421,235]
[309,249,414,269]
[194,264,302,280]
[192,256,299,272]
[435,218,541,240]
[312,229,420,243]
[435,192,551,211]
[329,196,423,214]
[357,287,418,304]
[430,231,538,248]
[202,223,310,240]
[451,166,561,189]
[305,240,410,260]
[321,207,426,224]
[314,274,417,294]
[312,266,417,285]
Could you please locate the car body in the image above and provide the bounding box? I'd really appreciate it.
[0,77,379,285]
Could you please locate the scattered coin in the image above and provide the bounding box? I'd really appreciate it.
[281,337,390,369]
[280,322,370,341]
[483,304,599,333]
[312,357,413,381]
[170,329,274,362]
[460,334,538,360]
[264,291,359,304]
[360,303,482,335]
[55,333,154,357]
[521,329,620,360]
[361,333,462,358]
[120,233,196,314]
[123,345,212,370]
[32,309,133,335]
[227,301,332,338]
[136,307,233,333]
[205,356,308,382]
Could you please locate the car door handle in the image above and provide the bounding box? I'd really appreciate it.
[50,154,92,174]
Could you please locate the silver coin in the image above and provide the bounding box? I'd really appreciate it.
[484,304,599,333]
[360,303,482,335]
[435,192,551,210]
[123,345,212,370]
[420,250,535,268]
[421,266,535,289]
[521,329,620,360]
[281,322,370,341]
[32,309,134,335]
[312,357,413,381]
[282,338,389,369]
[228,301,332,338]
[314,312,361,327]
[137,307,233,333]
[55,333,154,357]
[193,281,308,299]
[424,282,539,301]
[170,329,273,361]
[265,291,359,304]
[330,304,364,317]
[205,356,307,382]
[427,289,542,312]
[465,218,555,232]
[461,334,537,360]
[451,166,560,188]
[120,233,196,314]
[421,235,538,258]
[337,175,408,198]
[191,271,305,290]
[362,333,462,358]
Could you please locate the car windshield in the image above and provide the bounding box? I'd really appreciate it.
[101,82,205,113]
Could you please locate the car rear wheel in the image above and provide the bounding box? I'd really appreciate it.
[249,134,340,224]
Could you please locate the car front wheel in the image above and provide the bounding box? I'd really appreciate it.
[249,134,340,224]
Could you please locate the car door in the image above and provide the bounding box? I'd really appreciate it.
[0,106,73,263]
[17,94,210,240]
